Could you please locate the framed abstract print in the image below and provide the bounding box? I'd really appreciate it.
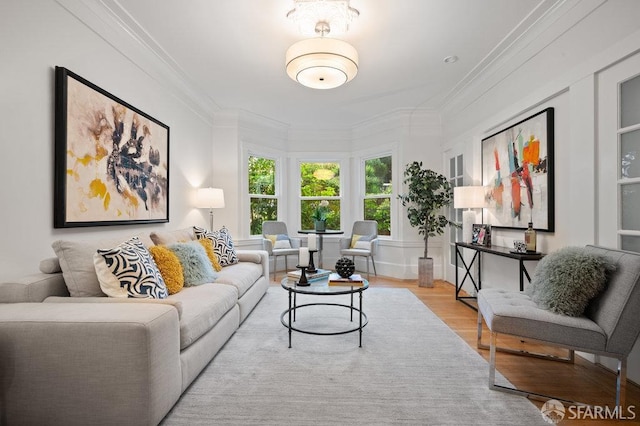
[54,67,169,228]
[482,107,554,232]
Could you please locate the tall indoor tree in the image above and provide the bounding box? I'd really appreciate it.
[398,161,457,287]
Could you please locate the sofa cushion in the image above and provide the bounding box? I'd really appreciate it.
[148,245,184,295]
[478,288,607,353]
[215,261,263,298]
[167,242,217,286]
[52,234,154,297]
[193,226,239,266]
[167,284,238,349]
[149,227,196,245]
[44,296,184,319]
[94,237,168,299]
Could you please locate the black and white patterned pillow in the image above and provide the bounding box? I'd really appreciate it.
[193,226,239,266]
[94,236,168,299]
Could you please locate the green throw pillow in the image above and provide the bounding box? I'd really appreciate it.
[167,241,217,286]
[528,246,616,317]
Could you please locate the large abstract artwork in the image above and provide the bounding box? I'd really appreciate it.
[54,67,169,228]
[482,107,554,232]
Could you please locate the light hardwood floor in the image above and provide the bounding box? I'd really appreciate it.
[365,276,640,426]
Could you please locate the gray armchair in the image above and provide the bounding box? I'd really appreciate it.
[339,220,378,279]
[477,245,640,407]
[262,221,301,281]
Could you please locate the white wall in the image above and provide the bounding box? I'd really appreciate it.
[0,0,215,281]
[441,0,640,383]
[217,108,446,279]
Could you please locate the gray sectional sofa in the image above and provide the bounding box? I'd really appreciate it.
[0,229,270,425]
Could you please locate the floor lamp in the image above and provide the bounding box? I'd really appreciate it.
[453,186,485,243]
[196,187,225,231]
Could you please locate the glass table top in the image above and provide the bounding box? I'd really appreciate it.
[281,277,369,295]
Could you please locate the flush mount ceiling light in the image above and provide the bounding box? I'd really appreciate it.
[285,1,359,90]
[285,30,359,89]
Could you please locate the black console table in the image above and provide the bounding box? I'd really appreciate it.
[454,242,544,310]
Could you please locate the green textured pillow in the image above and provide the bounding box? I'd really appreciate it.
[167,241,217,286]
[529,246,616,317]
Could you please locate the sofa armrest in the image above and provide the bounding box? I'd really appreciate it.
[236,249,269,280]
[0,273,69,303]
[0,303,182,425]
[290,237,302,248]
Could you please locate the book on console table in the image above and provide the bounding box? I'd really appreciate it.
[287,268,331,282]
[328,273,365,286]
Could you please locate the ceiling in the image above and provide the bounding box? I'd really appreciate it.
[107,0,556,128]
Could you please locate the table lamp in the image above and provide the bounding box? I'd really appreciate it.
[196,187,225,231]
[453,186,485,244]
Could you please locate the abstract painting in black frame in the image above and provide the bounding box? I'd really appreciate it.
[481,107,554,232]
[54,66,169,228]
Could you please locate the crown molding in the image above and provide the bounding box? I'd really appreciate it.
[440,0,604,117]
[56,0,219,123]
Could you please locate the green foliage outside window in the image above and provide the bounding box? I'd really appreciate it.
[364,156,392,236]
[249,156,277,235]
[300,162,341,230]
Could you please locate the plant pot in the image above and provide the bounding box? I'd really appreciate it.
[314,220,326,232]
[418,257,434,288]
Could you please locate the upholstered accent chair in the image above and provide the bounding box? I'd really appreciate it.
[477,245,640,407]
[339,220,379,279]
[262,221,301,281]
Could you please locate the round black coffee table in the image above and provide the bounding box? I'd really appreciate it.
[280,277,369,348]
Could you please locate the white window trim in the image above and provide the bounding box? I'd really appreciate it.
[354,145,397,239]
[242,142,286,237]
[361,152,394,238]
[289,153,349,233]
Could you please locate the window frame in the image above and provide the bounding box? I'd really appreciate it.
[296,157,347,232]
[243,145,285,237]
[362,153,393,237]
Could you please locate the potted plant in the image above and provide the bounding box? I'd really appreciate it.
[398,161,457,287]
[312,200,330,231]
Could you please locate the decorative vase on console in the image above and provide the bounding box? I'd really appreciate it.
[312,200,329,232]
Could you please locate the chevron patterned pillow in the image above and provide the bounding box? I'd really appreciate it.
[194,226,239,266]
[94,236,168,299]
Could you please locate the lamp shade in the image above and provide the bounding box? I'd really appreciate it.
[454,186,485,209]
[196,187,225,209]
[286,37,358,89]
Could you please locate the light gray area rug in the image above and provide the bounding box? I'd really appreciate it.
[161,287,546,425]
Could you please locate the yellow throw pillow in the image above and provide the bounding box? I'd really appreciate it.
[148,245,184,295]
[265,234,277,245]
[350,234,374,249]
[198,238,223,272]
[350,234,362,248]
[266,234,291,249]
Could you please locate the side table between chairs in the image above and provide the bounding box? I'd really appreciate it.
[298,229,344,269]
